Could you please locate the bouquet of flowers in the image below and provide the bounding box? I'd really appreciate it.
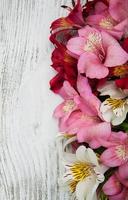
[49,0,128,199]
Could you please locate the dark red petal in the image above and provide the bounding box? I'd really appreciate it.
[115,77,128,89]
[50,73,64,93]
[50,0,85,33]
[122,37,128,53]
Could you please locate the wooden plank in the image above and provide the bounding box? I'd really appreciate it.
[0,0,75,199]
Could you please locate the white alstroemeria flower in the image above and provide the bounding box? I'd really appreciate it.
[63,146,106,200]
[98,81,128,126]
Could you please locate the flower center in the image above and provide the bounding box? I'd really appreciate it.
[99,16,115,30]
[106,98,126,116]
[63,100,76,113]
[113,64,128,76]
[84,32,105,61]
[115,145,128,161]
[70,162,92,182]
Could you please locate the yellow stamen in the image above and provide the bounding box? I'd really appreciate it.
[115,145,128,160]
[63,133,76,139]
[84,32,102,52]
[106,98,125,110]
[70,162,92,182]
[69,180,78,193]
[99,16,115,30]
[113,65,128,76]
[63,100,76,113]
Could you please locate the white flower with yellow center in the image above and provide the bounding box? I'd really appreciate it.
[63,146,106,200]
[98,81,128,125]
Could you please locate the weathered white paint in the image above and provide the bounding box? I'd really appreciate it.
[0,0,85,199]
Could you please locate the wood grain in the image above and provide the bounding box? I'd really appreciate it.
[0,0,75,199]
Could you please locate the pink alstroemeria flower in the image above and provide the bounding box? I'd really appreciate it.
[100,131,128,167]
[103,174,128,200]
[67,26,128,79]
[86,1,128,39]
[54,75,111,148]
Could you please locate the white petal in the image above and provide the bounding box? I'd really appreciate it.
[101,109,113,122]
[76,177,95,200]
[87,148,99,166]
[98,81,126,98]
[86,181,99,200]
[63,152,77,163]
[76,145,90,163]
[100,100,111,113]
[111,110,127,126]
[63,136,77,151]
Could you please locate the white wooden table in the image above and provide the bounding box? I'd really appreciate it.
[0,0,76,199]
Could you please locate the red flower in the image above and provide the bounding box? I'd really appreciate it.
[51,0,85,33]
[115,77,128,90]
[50,46,78,93]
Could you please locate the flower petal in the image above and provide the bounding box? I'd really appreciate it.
[76,177,96,200]
[78,52,109,79]
[100,147,125,167]
[103,175,122,196]
[102,31,128,67]
[67,37,85,55]
[77,75,101,115]
[76,145,90,163]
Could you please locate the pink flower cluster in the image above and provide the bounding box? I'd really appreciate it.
[50,0,128,199]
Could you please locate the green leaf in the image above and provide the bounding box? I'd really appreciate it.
[99,191,108,200]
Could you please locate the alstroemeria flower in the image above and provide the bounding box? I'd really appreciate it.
[51,0,85,33]
[103,173,128,200]
[63,145,105,200]
[54,75,111,148]
[100,131,128,167]
[67,26,128,79]
[98,80,128,125]
[86,0,128,39]
[50,46,78,93]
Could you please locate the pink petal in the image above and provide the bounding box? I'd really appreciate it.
[95,2,108,14]
[67,37,85,55]
[86,14,105,27]
[101,131,128,148]
[109,188,128,200]
[78,52,109,79]
[63,81,78,97]
[103,175,122,196]
[109,0,128,21]
[77,75,101,115]
[117,163,128,187]
[54,102,65,118]
[77,122,111,148]
[102,31,128,67]
[114,18,128,33]
[78,25,100,38]
[100,147,125,167]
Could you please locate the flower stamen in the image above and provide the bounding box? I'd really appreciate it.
[63,100,76,113]
[70,162,92,181]
[84,32,105,61]
[99,16,115,30]
[115,145,128,161]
